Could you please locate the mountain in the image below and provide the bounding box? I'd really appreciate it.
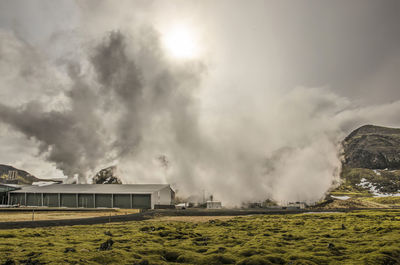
[342,124,400,169]
[337,125,400,196]
[0,164,40,184]
[92,166,122,184]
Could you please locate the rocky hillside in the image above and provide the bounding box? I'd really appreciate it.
[342,124,400,169]
[339,125,400,196]
[0,164,40,184]
[92,166,122,184]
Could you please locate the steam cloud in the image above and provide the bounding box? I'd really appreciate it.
[1,1,400,205]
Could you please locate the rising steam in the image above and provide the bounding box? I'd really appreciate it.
[2,4,400,206]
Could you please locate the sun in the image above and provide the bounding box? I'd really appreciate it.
[163,26,199,59]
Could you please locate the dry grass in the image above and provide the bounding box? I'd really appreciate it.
[0,209,139,222]
[321,198,388,209]
[148,216,240,223]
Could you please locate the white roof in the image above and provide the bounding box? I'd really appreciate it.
[0,183,22,188]
[10,184,171,194]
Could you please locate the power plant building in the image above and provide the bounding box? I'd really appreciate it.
[8,184,174,209]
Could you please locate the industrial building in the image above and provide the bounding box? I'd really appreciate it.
[0,184,20,205]
[8,184,174,209]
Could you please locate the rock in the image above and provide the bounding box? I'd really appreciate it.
[343,125,400,169]
[64,247,76,253]
[2,258,15,265]
[99,239,114,251]
[164,251,180,262]
[341,224,346,230]
[327,243,335,249]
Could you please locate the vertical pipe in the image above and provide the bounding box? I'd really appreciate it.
[58,193,61,207]
[111,194,114,208]
[93,194,96,208]
[76,193,78,208]
[25,193,27,206]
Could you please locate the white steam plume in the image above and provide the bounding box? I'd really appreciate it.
[1,2,400,205]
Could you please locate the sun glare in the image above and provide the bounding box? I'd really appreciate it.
[163,26,199,59]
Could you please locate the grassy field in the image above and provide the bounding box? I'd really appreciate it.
[0,210,399,264]
[0,209,139,222]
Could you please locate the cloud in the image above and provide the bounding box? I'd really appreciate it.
[1,1,400,205]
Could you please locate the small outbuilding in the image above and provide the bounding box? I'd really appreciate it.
[206,200,222,209]
[8,184,174,209]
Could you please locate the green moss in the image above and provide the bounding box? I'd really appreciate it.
[365,196,400,205]
[0,210,399,264]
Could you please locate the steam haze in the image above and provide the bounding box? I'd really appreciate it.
[1,0,400,205]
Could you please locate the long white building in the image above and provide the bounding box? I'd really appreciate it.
[8,184,175,209]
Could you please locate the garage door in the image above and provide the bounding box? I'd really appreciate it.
[61,194,77,207]
[113,194,130,209]
[78,194,94,208]
[95,194,112,208]
[132,194,151,209]
[43,193,59,207]
[26,193,41,206]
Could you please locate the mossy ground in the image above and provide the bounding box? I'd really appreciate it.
[338,167,400,194]
[0,210,399,264]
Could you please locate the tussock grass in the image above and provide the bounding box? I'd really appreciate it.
[0,210,399,264]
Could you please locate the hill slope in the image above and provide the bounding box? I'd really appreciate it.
[0,164,40,184]
[343,124,400,169]
[337,125,400,197]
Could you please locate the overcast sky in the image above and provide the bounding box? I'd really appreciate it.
[0,0,400,202]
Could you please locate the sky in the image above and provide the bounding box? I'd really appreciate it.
[0,0,400,204]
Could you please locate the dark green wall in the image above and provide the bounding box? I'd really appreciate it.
[132,194,151,209]
[9,192,153,209]
[43,193,59,207]
[61,194,77,207]
[113,194,131,208]
[9,193,25,205]
[78,194,94,208]
[95,194,112,208]
[26,193,41,206]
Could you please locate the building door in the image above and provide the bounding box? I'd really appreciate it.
[132,194,151,209]
[78,194,94,208]
[60,194,77,207]
[43,193,58,207]
[95,194,112,208]
[113,194,130,208]
[26,193,41,206]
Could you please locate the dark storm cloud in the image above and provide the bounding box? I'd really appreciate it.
[91,31,144,156]
[0,28,204,184]
[0,56,106,182]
